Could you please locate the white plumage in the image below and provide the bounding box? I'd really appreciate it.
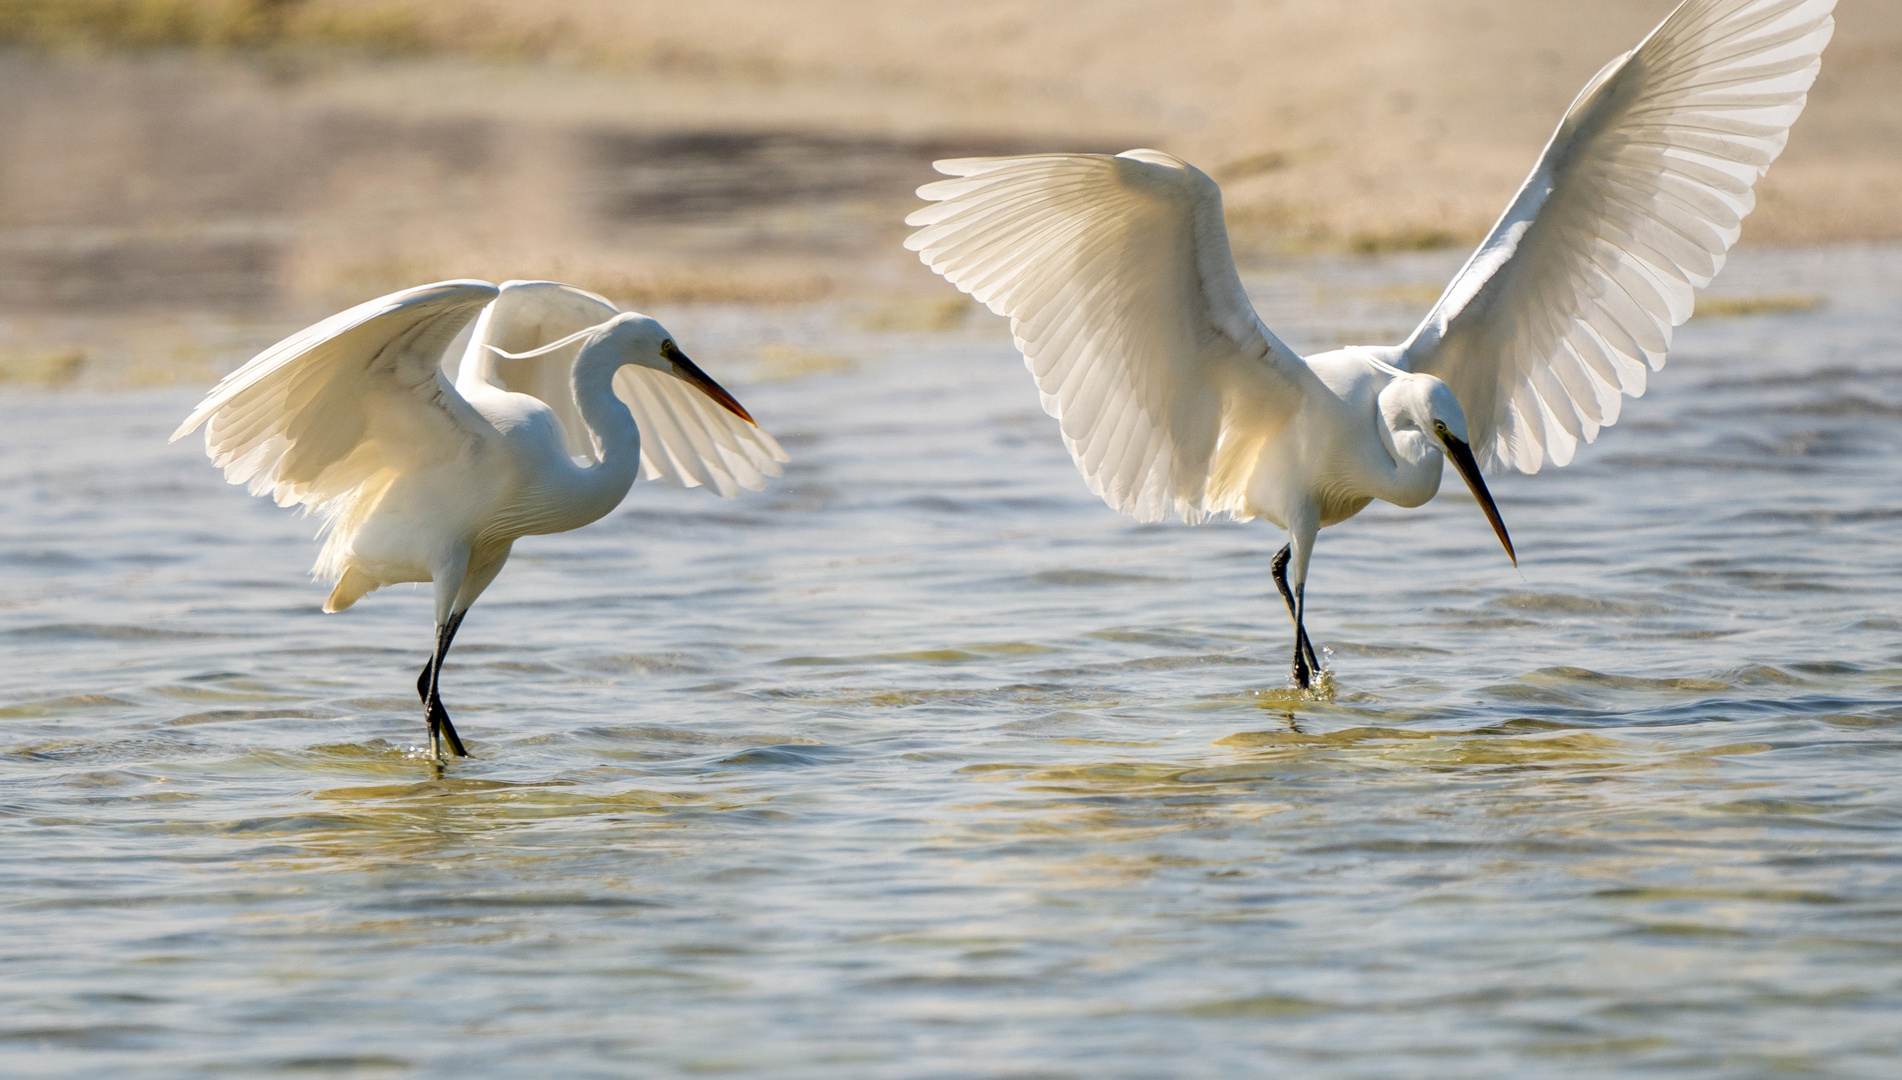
[907,150,1314,526]
[460,282,786,495]
[908,0,1833,687]
[1400,0,1835,473]
[175,279,787,758]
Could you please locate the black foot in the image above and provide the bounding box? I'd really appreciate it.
[425,697,469,759]
[440,710,468,758]
[419,610,471,760]
[1296,628,1321,677]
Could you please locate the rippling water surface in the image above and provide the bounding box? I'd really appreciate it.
[4,247,1901,1078]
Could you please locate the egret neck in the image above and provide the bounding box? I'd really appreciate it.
[1374,371,1516,565]
[1373,374,1447,510]
[538,332,645,536]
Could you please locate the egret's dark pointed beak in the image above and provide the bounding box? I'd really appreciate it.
[1442,433,1517,567]
[661,341,756,424]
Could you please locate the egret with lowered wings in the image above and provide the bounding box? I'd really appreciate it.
[907,0,1833,688]
[174,280,787,759]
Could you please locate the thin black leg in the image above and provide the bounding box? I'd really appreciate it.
[423,610,469,759]
[1271,544,1321,677]
[1291,582,1312,690]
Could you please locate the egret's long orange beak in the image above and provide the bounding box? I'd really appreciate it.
[662,341,755,424]
[1442,433,1516,566]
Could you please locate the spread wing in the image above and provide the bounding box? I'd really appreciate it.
[906,151,1320,523]
[1399,0,1835,473]
[457,280,788,497]
[172,280,501,508]
[613,365,789,497]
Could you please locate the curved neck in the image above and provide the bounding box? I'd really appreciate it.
[1374,384,1445,508]
[522,344,641,536]
[573,343,641,469]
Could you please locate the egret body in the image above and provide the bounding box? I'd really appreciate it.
[906,0,1833,687]
[174,280,787,758]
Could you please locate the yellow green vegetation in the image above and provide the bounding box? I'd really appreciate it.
[751,343,854,383]
[850,295,972,333]
[1223,204,1472,260]
[584,269,834,308]
[1347,227,1464,255]
[0,347,84,385]
[319,257,833,310]
[1693,293,1827,318]
[0,0,805,77]
[0,0,431,55]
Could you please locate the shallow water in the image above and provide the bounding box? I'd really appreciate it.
[4,247,1901,1079]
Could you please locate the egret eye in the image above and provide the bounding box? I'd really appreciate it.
[1433,421,1450,438]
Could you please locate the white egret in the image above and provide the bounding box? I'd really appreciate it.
[173,280,788,758]
[906,0,1833,688]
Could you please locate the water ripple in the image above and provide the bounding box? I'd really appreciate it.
[2,248,1900,1078]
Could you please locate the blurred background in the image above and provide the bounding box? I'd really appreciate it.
[0,0,1895,387]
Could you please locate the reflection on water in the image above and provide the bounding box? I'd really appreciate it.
[3,247,1901,1077]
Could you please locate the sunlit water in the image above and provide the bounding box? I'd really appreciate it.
[4,247,1901,1079]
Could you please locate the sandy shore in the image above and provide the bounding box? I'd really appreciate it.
[340,0,1894,249]
[0,0,1893,355]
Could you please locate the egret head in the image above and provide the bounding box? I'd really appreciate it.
[489,312,756,423]
[1384,374,1516,567]
[594,313,757,423]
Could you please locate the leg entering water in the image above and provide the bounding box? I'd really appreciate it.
[421,610,469,760]
[1272,544,1322,680]
[1291,582,1313,690]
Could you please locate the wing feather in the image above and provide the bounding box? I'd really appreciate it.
[907,150,1317,524]
[614,366,789,497]
[455,280,788,496]
[172,280,501,508]
[1400,0,1835,473]
[455,280,620,461]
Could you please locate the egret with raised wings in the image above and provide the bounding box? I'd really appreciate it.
[174,280,787,758]
[906,0,1833,688]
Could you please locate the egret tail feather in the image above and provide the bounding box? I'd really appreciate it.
[325,567,377,613]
